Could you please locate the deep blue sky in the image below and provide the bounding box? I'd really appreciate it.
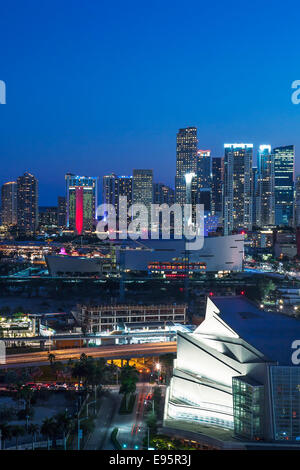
[1,0,300,205]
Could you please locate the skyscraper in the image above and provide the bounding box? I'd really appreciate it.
[211,157,223,215]
[65,173,98,234]
[274,145,294,226]
[132,170,153,228]
[223,144,253,235]
[103,173,119,216]
[1,181,17,226]
[256,145,275,227]
[132,170,153,207]
[17,172,38,233]
[295,175,300,227]
[252,166,258,228]
[197,150,211,189]
[175,127,198,206]
[57,196,66,227]
[103,174,132,219]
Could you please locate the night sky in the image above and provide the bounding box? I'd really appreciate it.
[1,0,300,205]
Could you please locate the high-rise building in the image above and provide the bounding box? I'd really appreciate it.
[103,173,119,216]
[256,145,275,227]
[57,196,66,227]
[211,157,223,215]
[132,169,153,215]
[153,183,174,206]
[65,173,98,234]
[175,127,198,206]
[295,175,300,228]
[197,150,211,189]
[252,167,258,228]
[274,145,294,226]
[223,144,253,235]
[1,181,17,226]
[17,172,38,233]
[118,176,133,208]
[103,174,133,220]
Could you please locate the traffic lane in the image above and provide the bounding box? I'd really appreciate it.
[3,342,177,366]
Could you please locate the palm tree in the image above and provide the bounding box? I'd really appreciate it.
[28,423,39,450]
[54,411,72,450]
[41,417,55,450]
[48,353,56,366]
[0,423,12,450]
[119,364,139,410]
[11,425,25,450]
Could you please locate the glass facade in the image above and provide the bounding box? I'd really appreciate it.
[223,144,253,235]
[274,145,294,226]
[232,376,264,440]
[270,366,300,441]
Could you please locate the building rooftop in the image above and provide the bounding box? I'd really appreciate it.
[210,296,300,366]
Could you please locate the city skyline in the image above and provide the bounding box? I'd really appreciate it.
[0,138,297,207]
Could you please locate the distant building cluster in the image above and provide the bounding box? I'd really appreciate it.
[0,127,298,238]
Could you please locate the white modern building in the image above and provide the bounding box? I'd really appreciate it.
[164,296,300,444]
[122,235,244,272]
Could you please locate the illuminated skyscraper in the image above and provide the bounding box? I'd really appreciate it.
[17,172,38,233]
[1,181,17,226]
[274,145,294,226]
[295,176,300,228]
[132,169,153,210]
[65,173,98,234]
[211,157,223,215]
[103,174,132,219]
[103,173,119,216]
[197,150,211,189]
[175,127,198,206]
[256,145,275,227]
[57,196,66,227]
[223,144,253,235]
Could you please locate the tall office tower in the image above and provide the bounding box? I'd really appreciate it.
[274,145,295,226]
[17,172,38,233]
[153,183,175,205]
[132,170,153,226]
[211,157,223,215]
[223,144,253,235]
[1,181,17,226]
[256,145,275,227]
[132,169,153,208]
[197,150,211,189]
[103,173,119,216]
[118,175,133,215]
[175,127,198,206]
[295,175,300,227]
[103,174,133,219]
[57,196,66,227]
[252,167,258,228]
[65,173,98,234]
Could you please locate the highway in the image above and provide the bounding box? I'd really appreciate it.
[2,342,177,368]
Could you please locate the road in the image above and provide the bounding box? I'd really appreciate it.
[2,342,177,368]
[84,389,120,450]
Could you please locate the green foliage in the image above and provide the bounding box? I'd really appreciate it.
[111,427,122,450]
[118,393,136,414]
